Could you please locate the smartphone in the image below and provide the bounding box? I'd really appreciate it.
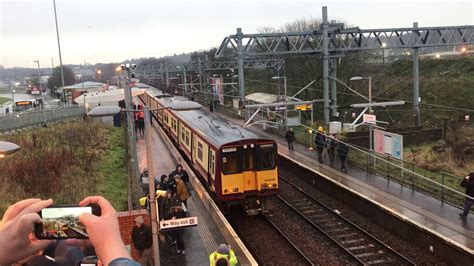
[80,256,98,266]
[35,205,100,239]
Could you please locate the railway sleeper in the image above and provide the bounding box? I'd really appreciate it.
[324,227,352,234]
[341,238,365,245]
[346,245,377,252]
[333,232,358,239]
[355,251,384,259]
[366,259,393,265]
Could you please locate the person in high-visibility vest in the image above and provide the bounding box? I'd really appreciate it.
[209,244,238,266]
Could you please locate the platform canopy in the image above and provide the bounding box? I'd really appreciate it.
[73,87,144,104]
[245,92,302,104]
[59,81,105,93]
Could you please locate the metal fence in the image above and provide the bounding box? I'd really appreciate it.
[0,106,86,134]
[347,147,470,210]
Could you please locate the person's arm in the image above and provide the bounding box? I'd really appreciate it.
[461,176,469,187]
[79,196,133,266]
[0,199,53,265]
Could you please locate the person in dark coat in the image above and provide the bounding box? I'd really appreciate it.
[314,126,326,163]
[460,172,474,220]
[131,216,152,266]
[170,164,190,184]
[169,205,187,254]
[285,128,296,152]
[327,134,338,163]
[337,139,349,174]
[156,174,169,191]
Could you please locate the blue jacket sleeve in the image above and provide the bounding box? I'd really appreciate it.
[109,258,141,266]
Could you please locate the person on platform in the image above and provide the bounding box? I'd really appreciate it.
[175,175,191,208]
[209,244,238,266]
[315,126,326,163]
[327,134,338,163]
[166,174,177,194]
[459,172,474,220]
[171,164,190,184]
[157,174,169,191]
[169,204,187,255]
[337,137,349,174]
[285,128,296,152]
[131,216,152,266]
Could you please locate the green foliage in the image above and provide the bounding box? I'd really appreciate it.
[0,121,127,215]
[47,66,76,90]
[95,127,128,211]
[0,97,10,105]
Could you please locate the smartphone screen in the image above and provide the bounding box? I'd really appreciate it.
[36,206,92,239]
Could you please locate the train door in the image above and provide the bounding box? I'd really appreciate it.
[208,149,216,191]
[242,144,257,192]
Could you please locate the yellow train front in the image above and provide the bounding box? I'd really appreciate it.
[139,88,279,214]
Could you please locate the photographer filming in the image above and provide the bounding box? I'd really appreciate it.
[0,196,140,266]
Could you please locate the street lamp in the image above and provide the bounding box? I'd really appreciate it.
[33,60,47,126]
[0,141,20,158]
[381,42,387,64]
[88,101,201,266]
[350,76,374,163]
[96,70,102,82]
[115,66,122,88]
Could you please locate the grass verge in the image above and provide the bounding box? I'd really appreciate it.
[96,126,128,212]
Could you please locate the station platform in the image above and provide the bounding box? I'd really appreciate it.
[218,113,474,259]
[135,115,256,265]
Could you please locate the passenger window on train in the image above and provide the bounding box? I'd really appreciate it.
[185,131,190,145]
[197,142,203,161]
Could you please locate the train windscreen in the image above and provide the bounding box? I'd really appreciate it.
[221,147,242,174]
[256,143,276,170]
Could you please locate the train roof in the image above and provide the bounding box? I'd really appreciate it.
[146,89,261,148]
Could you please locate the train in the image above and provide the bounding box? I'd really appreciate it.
[138,88,279,213]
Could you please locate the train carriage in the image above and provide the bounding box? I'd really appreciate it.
[139,88,278,213]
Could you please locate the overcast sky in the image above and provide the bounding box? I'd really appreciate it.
[1,0,473,68]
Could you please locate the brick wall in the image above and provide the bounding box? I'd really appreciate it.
[117,210,150,260]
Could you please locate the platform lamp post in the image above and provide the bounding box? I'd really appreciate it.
[33,60,47,126]
[272,76,287,129]
[0,141,20,159]
[350,76,373,165]
[88,101,201,266]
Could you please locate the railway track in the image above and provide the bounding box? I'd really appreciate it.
[228,209,312,265]
[279,176,415,265]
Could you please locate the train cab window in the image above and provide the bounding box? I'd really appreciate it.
[242,146,254,171]
[256,144,276,170]
[221,147,242,175]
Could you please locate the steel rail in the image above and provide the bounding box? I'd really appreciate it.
[260,214,315,266]
[280,176,415,265]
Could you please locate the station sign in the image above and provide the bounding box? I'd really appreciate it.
[363,114,376,124]
[374,129,403,160]
[295,104,312,111]
[159,216,198,231]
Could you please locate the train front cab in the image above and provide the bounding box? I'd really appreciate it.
[219,140,278,213]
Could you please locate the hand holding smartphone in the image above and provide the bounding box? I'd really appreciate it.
[35,205,101,239]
